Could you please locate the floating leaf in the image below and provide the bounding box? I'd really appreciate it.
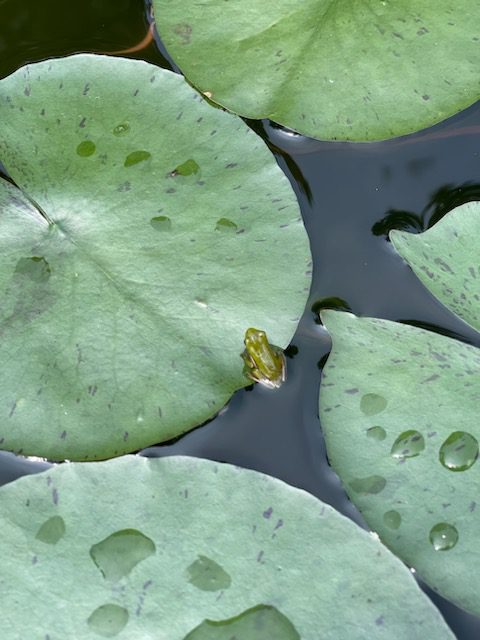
[0,456,454,639]
[0,54,311,460]
[391,201,480,333]
[320,311,480,615]
[153,0,480,141]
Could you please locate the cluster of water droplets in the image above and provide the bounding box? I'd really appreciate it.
[76,122,241,237]
[32,518,298,638]
[360,392,478,552]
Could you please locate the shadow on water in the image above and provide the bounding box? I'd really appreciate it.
[0,0,479,637]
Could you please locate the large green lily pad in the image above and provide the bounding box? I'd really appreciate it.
[320,310,480,614]
[320,204,480,612]
[391,201,480,333]
[153,0,480,141]
[0,455,454,639]
[0,54,311,460]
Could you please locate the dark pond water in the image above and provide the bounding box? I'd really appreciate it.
[1,0,479,637]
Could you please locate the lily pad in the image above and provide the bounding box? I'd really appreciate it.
[0,455,454,639]
[0,54,311,460]
[153,0,480,141]
[320,311,480,614]
[391,201,480,333]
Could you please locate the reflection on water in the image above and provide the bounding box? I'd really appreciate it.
[372,182,480,238]
[246,119,314,204]
[262,120,327,156]
[0,0,166,78]
[310,296,353,324]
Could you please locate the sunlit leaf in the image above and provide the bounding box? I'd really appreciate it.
[0,456,454,639]
[154,0,480,141]
[391,201,480,333]
[0,54,311,460]
[320,310,480,615]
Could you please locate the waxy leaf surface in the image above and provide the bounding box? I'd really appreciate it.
[391,201,480,333]
[320,311,480,614]
[154,0,480,141]
[0,455,454,639]
[0,54,311,460]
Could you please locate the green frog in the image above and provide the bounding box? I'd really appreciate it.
[241,327,286,389]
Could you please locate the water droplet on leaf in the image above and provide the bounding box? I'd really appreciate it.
[76,140,96,157]
[124,150,151,167]
[186,555,232,592]
[35,515,65,544]
[87,604,129,637]
[429,522,459,551]
[171,158,199,176]
[366,426,386,441]
[215,218,237,232]
[383,510,401,529]
[183,604,300,640]
[150,215,172,231]
[90,528,156,581]
[391,430,425,459]
[112,122,130,136]
[439,431,479,472]
[360,393,387,416]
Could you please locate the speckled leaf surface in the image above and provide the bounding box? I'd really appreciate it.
[153,0,480,141]
[320,311,480,615]
[0,54,311,460]
[391,202,480,333]
[0,455,454,639]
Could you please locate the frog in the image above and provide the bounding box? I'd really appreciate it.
[241,327,286,389]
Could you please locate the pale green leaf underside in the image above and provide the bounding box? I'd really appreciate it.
[320,311,480,615]
[0,456,454,639]
[0,54,311,460]
[154,0,480,141]
[391,201,480,333]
